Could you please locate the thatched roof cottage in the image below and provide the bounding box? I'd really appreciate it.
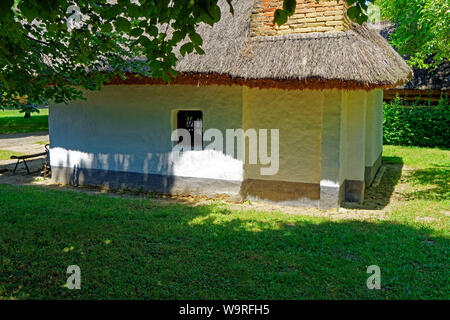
[49,0,412,208]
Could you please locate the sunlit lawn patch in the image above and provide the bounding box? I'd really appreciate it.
[0,150,25,161]
[0,109,48,134]
[0,146,448,299]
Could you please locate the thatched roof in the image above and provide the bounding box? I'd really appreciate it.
[369,21,449,91]
[166,0,412,90]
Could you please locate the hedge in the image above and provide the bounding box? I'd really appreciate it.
[383,96,449,148]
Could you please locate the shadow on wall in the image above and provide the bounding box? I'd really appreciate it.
[0,187,448,299]
[52,151,177,194]
[344,156,404,210]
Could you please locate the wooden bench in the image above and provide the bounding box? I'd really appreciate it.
[11,151,47,174]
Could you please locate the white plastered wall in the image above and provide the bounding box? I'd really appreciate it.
[319,89,370,187]
[365,89,383,167]
[49,85,244,181]
[343,90,367,182]
[320,90,344,188]
[338,91,348,185]
[242,87,323,184]
[49,83,376,207]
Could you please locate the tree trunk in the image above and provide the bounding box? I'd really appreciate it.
[24,111,31,118]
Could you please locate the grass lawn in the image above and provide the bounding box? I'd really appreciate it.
[0,109,48,134]
[0,146,448,299]
[383,145,449,169]
[0,150,25,161]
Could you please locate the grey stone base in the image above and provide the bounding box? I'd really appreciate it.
[51,166,242,201]
[319,184,344,210]
[321,180,366,207]
[52,166,359,209]
[365,152,382,187]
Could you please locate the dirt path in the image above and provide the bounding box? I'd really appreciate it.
[0,131,49,149]
[0,131,49,167]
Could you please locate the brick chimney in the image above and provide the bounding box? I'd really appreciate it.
[250,0,353,37]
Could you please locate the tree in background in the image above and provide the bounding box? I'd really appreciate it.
[0,0,373,115]
[376,0,449,69]
[1,0,233,113]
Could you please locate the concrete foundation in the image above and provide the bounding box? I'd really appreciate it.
[51,166,242,201]
[319,184,344,210]
[365,152,383,187]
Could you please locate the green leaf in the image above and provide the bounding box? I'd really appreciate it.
[138,20,148,27]
[47,23,59,32]
[356,14,368,25]
[226,0,234,14]
[168,68,178,78]
[104,5,122,19]
[130,27,144,37]
[273,9,288,26]
[347,6,361,20]
[101,23,113,33]
[138,35,152,48]
[146,25,158,37]
[114,17,131,33]
[194,45,205,54]
[180,42,194,56]
[172,31,185,43]
[0,0,14,13]
[208,4,221,23]
[127,4,141,18]
[283,0,296,16]
[189,33,203,46]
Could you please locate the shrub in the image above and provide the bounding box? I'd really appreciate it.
[383,94,450,148]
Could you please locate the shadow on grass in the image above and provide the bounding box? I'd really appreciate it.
[345,156,404,210]
[0,158,46,184]
[0,184,448,300]
[405,166,450,201]
[349,153,449,209]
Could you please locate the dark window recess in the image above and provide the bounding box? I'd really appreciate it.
[177,110,203,150]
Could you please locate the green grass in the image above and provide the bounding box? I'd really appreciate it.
[383,145,450,169]
[0,109,48,134]
[383,145,449,204]
[0,146,448,299]
[0,150,25,160]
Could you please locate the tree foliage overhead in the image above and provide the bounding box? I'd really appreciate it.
[0,0,232,107]
[0,0,372,110]
[375,0,450,69]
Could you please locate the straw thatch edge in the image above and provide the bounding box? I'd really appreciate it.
[106,72,409,91]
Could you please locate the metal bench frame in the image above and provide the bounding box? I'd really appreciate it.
[10,144,50,174]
